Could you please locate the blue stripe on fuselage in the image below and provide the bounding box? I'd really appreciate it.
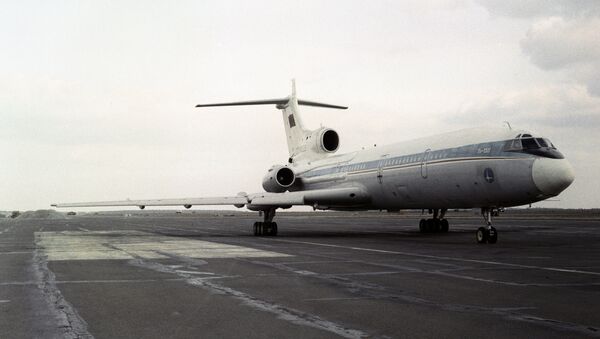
[301,139,531,179]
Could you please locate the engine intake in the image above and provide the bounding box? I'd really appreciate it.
[321,129,339,152]
[308,128,340,154]
[262,165,296,193]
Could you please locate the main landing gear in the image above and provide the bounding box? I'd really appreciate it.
[253,208,278,236]
[419,208,449,233]
[476,208,498,244]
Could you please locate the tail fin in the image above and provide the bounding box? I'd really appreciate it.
[195,80,347,159]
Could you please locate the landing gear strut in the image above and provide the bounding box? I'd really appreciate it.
[419,208,449,233]
[253,208,278,236]
[476,208,498,244]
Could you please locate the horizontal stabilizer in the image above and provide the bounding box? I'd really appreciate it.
[196,98,347,109]
[196,99,287,108]
[297,100,347,109]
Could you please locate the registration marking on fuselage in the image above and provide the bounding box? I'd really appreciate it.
[35,230,291,261]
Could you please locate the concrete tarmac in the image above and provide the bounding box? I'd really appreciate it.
[1,212,599,338]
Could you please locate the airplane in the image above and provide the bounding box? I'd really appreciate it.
[52,81,575,244]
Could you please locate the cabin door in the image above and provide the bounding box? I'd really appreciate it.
[420,149,431,179]
[377,155,388,184]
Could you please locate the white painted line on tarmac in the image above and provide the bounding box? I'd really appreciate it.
[0,279,185,286]
[35,230,291,261]
[0,251,33,255]
[0,300,10,303]
[267,239,600,277]
[175,270,214,275]
[304,297,375,302]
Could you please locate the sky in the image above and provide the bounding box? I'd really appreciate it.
[1,0,599,210]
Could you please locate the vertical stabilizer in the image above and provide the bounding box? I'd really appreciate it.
[195,81,347,161]
[279,80,310,159]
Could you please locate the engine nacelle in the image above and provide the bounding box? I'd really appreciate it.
[310,128,340,154]
[262,165,296,193]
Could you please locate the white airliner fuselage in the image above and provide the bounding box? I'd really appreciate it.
[291,126,573,211]
[53,82,574,244]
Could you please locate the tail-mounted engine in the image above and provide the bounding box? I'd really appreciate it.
[262,165,296,192]
[310,127,339,154]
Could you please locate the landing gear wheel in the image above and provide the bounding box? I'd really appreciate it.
[419,219,426,233]
[253,222,258,236]
[264,222,272,236]
[425,219,435,233]
[440,219,449,233]
[488,226,498,244]
[270,222,278,236]
[476,227,488,244]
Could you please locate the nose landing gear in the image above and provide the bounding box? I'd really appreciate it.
[477,208,498,244]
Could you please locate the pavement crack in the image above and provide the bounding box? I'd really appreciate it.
[240,257,600,337]
[33,239,93,339]
[124,253,369,339]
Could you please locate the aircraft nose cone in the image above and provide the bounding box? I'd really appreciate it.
[532,158,575,197]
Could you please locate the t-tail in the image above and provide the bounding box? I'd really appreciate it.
[196,80,347,163]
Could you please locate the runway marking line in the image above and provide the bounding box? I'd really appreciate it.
[266,239,600,277]
[35,230,291,261]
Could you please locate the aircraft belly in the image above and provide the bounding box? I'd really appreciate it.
[301,157,539,210]
[381,158,538,209]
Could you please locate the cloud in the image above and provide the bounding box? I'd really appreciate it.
[520,16,600,70]
[452,84,600,129]
[479,1,600,96]
[520,16,600,97]
[478,0,600,18]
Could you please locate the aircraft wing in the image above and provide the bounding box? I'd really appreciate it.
[51,196,247,208]
[51,187,370,209]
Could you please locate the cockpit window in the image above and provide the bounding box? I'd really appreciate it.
[521,137,539,149]
[535,138,548,147]
[544,138,556,149]
[503,136,564,159]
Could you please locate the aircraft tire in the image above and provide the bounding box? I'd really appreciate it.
[271,222,278,236]
[258,222,265,236]
[441,219,449,233]
[476,227,488,244]
[425,219,433,233]
[434,219,442,232]
[488,227,498,244]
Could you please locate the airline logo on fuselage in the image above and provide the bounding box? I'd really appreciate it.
[484,168,495,183]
